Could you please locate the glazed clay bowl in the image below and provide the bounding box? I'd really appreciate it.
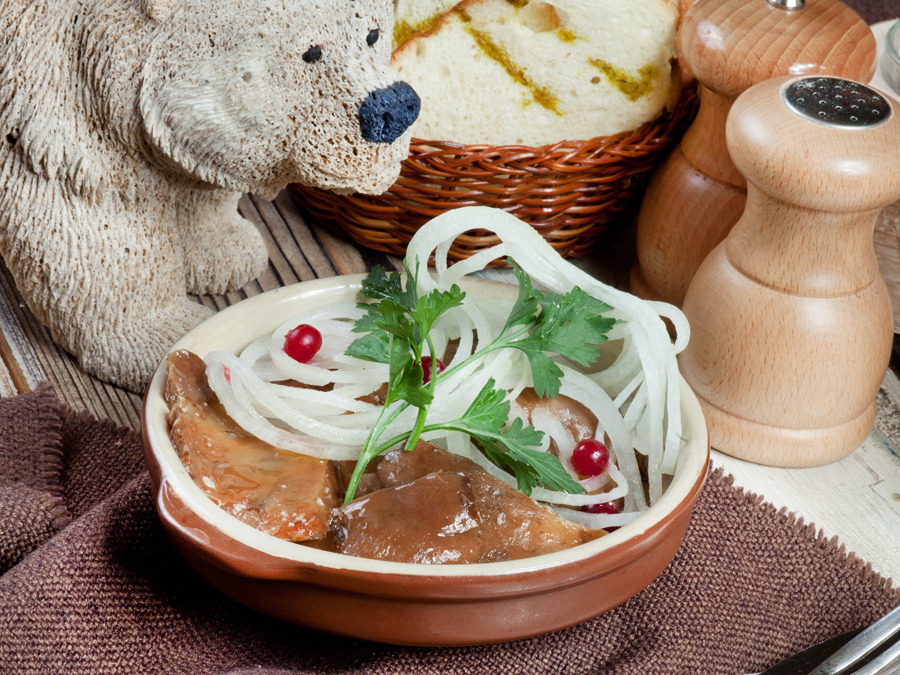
[141,274,710,647]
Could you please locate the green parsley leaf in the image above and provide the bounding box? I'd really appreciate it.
[342,259,615,503]
[387,338,432,409]
[359,265,404,304]
[446,380,584,496]
[344,329,390,364]
[501,286,617,397]
[349,267,465,358]
[531,289,609,365]
[477,425,583,495]
[456,377,510,435]
[375,299,417,342]
[351,307,382,334]
[412,285,466,336]
[511,347,566,399]
[502,260,542,331]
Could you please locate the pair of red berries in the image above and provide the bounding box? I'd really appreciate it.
[284,324,614,514]
[571,438,618,515]
[283,325,447,384]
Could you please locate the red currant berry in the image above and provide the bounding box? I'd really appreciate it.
[582,501,618,515]
[420,356,446,384]
[283,324,322,363]
[571,439,610,477]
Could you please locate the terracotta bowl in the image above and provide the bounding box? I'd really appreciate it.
[141,274,710,647]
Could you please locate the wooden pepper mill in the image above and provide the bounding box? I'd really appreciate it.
[679,75,900,467]
[630,0,876,307]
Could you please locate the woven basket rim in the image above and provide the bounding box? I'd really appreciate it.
[288,85,700,264]
[406,116,681,155]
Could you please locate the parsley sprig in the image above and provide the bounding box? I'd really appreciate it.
[342,259,618,502]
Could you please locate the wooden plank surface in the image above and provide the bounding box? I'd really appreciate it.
[0,185,897,583]
[0,18,897,585]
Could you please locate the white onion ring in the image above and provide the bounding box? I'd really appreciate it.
[206,206,688,527]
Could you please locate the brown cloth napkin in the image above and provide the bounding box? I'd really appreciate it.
[0,383,68,573]
[0,386,897,675]
[851,0,897,24]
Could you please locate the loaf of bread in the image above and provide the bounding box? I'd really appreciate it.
[392,0,458,47]
[391,0,680,146]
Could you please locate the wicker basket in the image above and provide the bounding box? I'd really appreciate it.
[289,86,698,264]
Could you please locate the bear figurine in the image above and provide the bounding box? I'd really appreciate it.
[0,0,419,392]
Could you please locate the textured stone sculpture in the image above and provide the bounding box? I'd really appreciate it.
[0,0,419,391]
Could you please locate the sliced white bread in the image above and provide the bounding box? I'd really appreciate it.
[392,0,459,48]
[391,0,680,146]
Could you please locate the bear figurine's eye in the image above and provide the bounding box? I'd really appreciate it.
[366,29,379,47]
[302,45,322,63]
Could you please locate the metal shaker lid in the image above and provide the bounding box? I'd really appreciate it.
[783,77,892,129]
[767,0,805,11]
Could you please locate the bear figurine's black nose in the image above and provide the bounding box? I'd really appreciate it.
[358,81,421,144]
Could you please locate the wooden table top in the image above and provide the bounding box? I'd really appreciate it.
[0,186,898,584]
[0,17,898,586]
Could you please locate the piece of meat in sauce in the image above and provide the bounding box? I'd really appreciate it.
[516,389,597,446]
[337,471,483,564]
[333,441,605,564]
[516,389,615,493]
[166,349,340,542]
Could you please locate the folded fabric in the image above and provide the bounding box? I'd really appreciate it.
[0,383,68,573]
[0,386,896,674]
[851,0,897,23]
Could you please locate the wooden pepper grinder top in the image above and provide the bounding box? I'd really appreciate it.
[630,0,876,307]
[679,75,900,467]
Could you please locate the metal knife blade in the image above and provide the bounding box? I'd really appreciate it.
[759,619,900,675]
[759,629,865,675]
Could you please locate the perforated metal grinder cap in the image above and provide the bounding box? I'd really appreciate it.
[783,77,893,128]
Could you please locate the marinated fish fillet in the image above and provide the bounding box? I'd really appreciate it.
[165,349,340,541]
